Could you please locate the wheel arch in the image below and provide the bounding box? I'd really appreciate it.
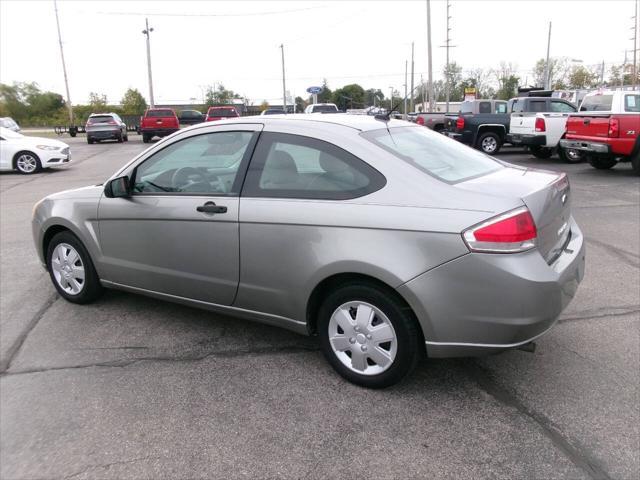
[305,272,422,341]
[12,150,40,170]
[475,124,506,143]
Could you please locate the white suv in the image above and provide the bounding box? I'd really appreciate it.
[304,103,339,114]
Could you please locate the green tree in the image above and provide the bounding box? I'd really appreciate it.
[205,84,241,107]
[532,58,570,89]
[89,92,108,111]
[259,100,269,112]
[316,79,333,103]
[443,62,463,101]
[332,83,365,110]
[493,62,520,100]
[364,88,384,107]
[295,96,306,113]
[120,88,147,115]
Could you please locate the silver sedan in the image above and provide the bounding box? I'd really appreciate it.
[32,114,585,388]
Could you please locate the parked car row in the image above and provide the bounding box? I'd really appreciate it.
[413,89,639,174]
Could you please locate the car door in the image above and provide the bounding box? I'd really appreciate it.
[97,124,262,305]
[546,100,578,146]
[0,133,20,170]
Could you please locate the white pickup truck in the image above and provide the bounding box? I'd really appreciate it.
[507,97,581,162]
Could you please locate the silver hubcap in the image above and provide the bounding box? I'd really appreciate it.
[328,301,397,376]
[51,243,85,295]
[567,149,580,161]
[481,137,497,153]
[16,154,37,173]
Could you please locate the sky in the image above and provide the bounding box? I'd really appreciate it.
[0,0,637,106]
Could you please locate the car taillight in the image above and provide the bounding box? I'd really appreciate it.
[608,118,619,137]
[456,117,464,130]
[535,117,546,132]
[416,116,425,125]
[108,121,118,125]
[462,207,537,253]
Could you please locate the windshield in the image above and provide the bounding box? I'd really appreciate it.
[361,126,502,183]
[580,95,613,112]
[0,127,23,139]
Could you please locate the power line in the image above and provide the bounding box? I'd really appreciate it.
[84,5,327,17]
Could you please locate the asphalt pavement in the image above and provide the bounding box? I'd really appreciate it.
[1,134,638,480]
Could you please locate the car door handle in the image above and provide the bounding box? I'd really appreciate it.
[196,201,227,214]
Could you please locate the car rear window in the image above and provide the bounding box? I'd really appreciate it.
[624,94,640,112]
[146,109,175,117]
[312,105,338,113]
[459,101,474,113]
[362,126,501,183]
[209,108,237,117]
[580,95,613,112]
[88,115,114,123]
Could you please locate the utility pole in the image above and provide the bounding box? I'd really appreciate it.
[622,50,628,88]
[404,60,408,119]
[600,60,605,86]
[426,0,434,112]
[420,74,425,112]
[280,44,287,113]
[142,18,155,107]
[632,0,638,90]
[53,0,73,125]
[389,86,394,112]
[439,1,456,112]
[544,21,552,90]
[410,41,415,113]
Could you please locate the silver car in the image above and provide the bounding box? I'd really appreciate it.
[85,113,128,144]
[32,114,585,388]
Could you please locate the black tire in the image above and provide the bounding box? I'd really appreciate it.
[117,133,124,143]
[124,133,129,142]
[631,151,640,176]
[587,155,617,170]
[13,151,42,174]
[46,231,103,304]
[476,132,502,155]
[558,147,582,163]
[530,146,554,159]
[317,282,423,389]
[87,137,94,144]
[142,133,151,143]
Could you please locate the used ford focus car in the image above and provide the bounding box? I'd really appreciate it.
[32,114,585,388]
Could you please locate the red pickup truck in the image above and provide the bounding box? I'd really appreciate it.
[559,90,640,174]
[140,108,180,143]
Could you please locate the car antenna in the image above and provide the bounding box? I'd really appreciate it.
[374,84,423,122]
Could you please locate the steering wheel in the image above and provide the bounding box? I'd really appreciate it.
[171,167,218,192]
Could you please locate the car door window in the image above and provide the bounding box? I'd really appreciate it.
[495,102,507,114]
[132,131,255,195]
[530,101,547,112]
[550,101,576,113]
[243,132,385,200]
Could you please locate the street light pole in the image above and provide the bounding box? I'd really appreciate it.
[544,21,552,90]
[389,87,393,112]
[280,44,287,113]
[53,0,73,125]
[142,18,155,107]
[404,60,408,120]
[426,0,434,112]
[410,41,415,113]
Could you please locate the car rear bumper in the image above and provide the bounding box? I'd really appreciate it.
[87,128,121,139]
[397,217,585,358]
[141,128,179,137]
[507,134,546,147]
[559,139,610,154]
[444,131,473,145]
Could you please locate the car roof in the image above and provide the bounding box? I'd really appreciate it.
[194,113,413,132]
[208,106,236,109]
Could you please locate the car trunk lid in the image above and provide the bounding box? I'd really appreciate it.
[456,166,571,263]
[565,114,611,138]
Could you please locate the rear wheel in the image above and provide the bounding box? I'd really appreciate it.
[142,133,151,143]
[587,155,617,170]
[124,132,129,142]
[558,147,582,163]
[530,146,554,159]
[477,132,501,155]
[87,137,94,144]
[117,133,124,143]
[46,231,103,304]
[318,283,423,388]
[14,151,42,174]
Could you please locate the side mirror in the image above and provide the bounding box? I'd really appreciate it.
[105,175,131,198]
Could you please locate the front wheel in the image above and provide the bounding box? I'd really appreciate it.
[587,155,617,170]
[46,231,103,304]
[14,151,42,174]
[558,147,582,163]
[530,146,554,159]
[318,283,423,388]
[477,132,502,155]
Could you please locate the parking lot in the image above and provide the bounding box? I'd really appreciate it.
[0,134,638,479]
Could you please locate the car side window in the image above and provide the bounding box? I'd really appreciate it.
[512,100,524,113]
[479,102,491,114]
[495,102,507,114]
[243,132,386,200]
[625,94,640,112]
[530,101,547,112]
[550,101,576,113]
[132,131,256,195]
